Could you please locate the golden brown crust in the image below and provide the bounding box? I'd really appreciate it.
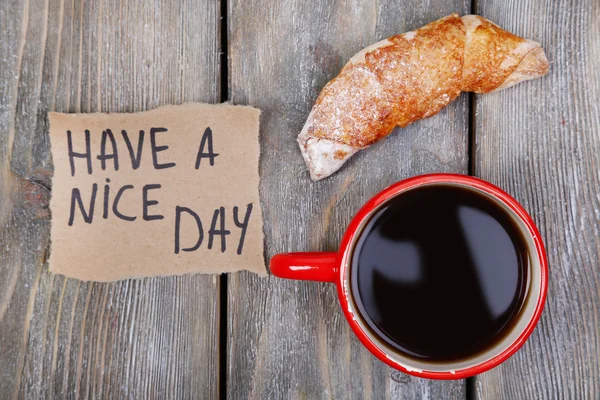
[462,16,529,93]
[305,14,548,149]
[309,14,465,148]
[493,46,549,91]
[333,149,348,160]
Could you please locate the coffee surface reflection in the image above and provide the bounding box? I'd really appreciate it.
[351,184,529,362]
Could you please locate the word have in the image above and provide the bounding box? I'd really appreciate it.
[67,126,218,176]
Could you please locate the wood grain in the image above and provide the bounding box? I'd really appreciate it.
[473,1,600,399]
[0,0,221,398]
[227,1,469,398]
[3,0,597,397]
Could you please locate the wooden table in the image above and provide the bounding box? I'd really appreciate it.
[1,0,598,398]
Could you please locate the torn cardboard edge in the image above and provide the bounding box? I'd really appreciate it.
[49,103,267,282]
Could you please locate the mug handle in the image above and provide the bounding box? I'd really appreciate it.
[269,252,338,282]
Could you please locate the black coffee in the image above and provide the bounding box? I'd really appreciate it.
[351,184,529,362]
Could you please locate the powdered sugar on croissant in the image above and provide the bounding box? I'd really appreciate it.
[298,14,549,181]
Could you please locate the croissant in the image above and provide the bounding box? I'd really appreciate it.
[298,14,549,180]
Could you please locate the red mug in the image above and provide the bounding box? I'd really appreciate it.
[270,173,548,379]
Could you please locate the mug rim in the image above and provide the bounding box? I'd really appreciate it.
[335,173,548,379]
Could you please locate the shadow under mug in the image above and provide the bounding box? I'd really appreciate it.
[270,173,548,379]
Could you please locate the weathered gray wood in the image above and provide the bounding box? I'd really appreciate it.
[473,1,600,399]
[0,0,221,398]
[227,1,470,398]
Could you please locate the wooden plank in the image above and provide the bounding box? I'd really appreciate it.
[227,2,470,398]
[473,1,600,399]
[0,0,221,398]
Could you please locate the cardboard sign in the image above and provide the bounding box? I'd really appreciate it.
[49,103,265,281]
